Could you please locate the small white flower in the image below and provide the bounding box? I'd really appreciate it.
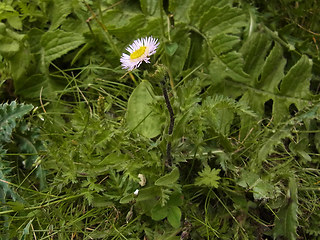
[133,189,139,196]
[120,36,159,71]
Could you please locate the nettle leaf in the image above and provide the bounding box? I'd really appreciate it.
[49,0,72,30]
[126,80,162,138]
[273,178,298,240]
[195,166,221,188]
[41,29,85,64]
[0,101,33,143]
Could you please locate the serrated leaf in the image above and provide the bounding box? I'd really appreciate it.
[126,80,162,138]
[199,5,247,37]
[211,34,240,56]
[0,101,33,143]
[49,0,72,30]
[189,0,230,26]
[155,167,180,186]
[41,29,85,63]
[195,166,221,188]
[209,51,250,83]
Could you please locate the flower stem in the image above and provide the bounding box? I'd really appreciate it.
[161,78,174,168]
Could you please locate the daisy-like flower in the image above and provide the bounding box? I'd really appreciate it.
[120,36,159,71]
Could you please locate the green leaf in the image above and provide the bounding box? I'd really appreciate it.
[273,178,298,240]
[7,15,22,30]
[140,0,158,15]
[49,0,72,30]
[165,42,179,56]
[211,33,240,56]
[195,166,221,188]
[280,55,312,98]
[167,206,181,228]
[126,80,162,138]
[21,219,34,240]
[0,36,19,54]
[0,101,33,143]
[237,171,275,200]
[209,50,250,83]
[168,29,191,78]
[199,5,247,37]
[151,204,168,221]
[41,29,85,64]
[155,167,180,186]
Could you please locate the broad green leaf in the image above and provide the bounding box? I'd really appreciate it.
[195,166,221,188]
[0,36,19,54]
[136,186,161,202]
[280,55,312,98]
[119,194,134,204]
[211,34,240,56]
[7,15,22,30]
[273,178,298,240]
[241,32,272,81]
[155,167,179,186]
[49,0,72,30]
[167,206,181,228]
[126,80,162,138]
[103,9,145,41]
[165,42,178,56]
[237,171,275,200]
[151,204,168,221]
[258,42,286,92]
[140,0,158,15]
[168,28,191,78]
[15,74,62,99]
[189,0,230,26]
[209,51,250,83]
[199,5,247,37]
[41,29,85,63]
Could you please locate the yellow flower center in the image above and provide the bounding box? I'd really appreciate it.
[130,46,147,60]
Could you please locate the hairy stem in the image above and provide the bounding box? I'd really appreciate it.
[161,79,175,167]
